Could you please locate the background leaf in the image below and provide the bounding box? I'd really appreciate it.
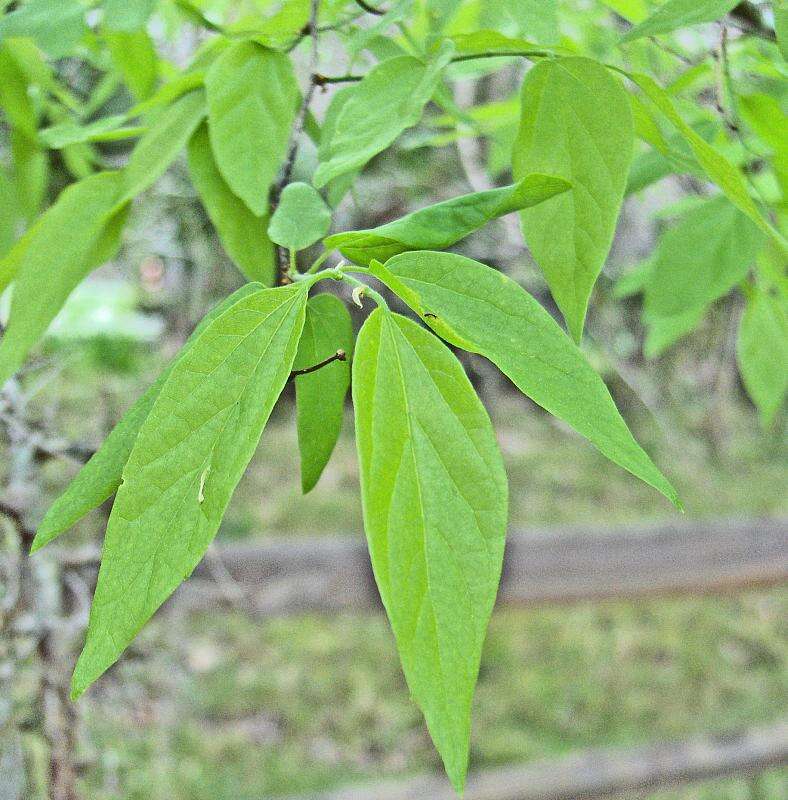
[513,56,634,343]
[373,251,680,507]
[206,42,298,216]
[621,0,741,42]
[353,307,507,793]
[188,124,276,285]
[294,294,353,493]
[0,0,86,57]
[268,182,331,252]
[71,284,309,699]
[102,0,157,32]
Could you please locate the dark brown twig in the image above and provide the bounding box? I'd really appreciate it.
[354,0,385,15]
[290,349,347,378]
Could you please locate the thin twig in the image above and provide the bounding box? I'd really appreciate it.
[354,0,385,15]
[290,350,347,378]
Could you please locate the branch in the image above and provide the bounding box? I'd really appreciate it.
[354,0,385,15]
[290,349,347,378]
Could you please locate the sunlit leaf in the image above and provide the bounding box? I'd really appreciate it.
[621,0,741,42]
[268,182,331,252]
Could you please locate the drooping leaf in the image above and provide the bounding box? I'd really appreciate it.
[313,45,455,188]
[113,89,206,211]
[31,283,263,553]
[737,286,788,426]
[188,124,276,285]
[0,172,128,387]
[294,294,353,493]
[71,284,309,699]
[627,71,787,254]
[324,173,570,266]
[621,0,741,42]
[0,0,86,57]
[353,307,507,793]
[205,41,299,215]
[643,196,764,323]
[102,0,157,31]
[513,57,634,343]
[372,251,680,507]
[268,182,331,252]
[105,29,159,101]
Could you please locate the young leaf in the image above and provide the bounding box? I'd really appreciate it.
[372,251,680,507]
[0,172,127,387]
[621,0,740,42]
[31,283,263,553]
[294,294,353,493]
[71,284,309,699]
[513,57,634,343]
[0,0,86,58]
[323,173,570,266]
[268,182,331,252]
[313,45,455,188]
[188,124,276,285]
[737,287,788,426]
[114,88,206,211]
[205,41,299,216]
[353,307,507,793]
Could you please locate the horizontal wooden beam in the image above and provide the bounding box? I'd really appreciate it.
[302,719,788,800]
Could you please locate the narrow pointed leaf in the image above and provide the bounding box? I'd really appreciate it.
[324,174,570,266]
[513,57,634,342]
[353,308,508,793]
[621,0,740,42]
[32,283,263,553]
[188,124,276,285]
[737,287,787,426]
[0,172,127,387]
[313,46,455,188]
[294,294,353,493]
[71,284,309,699]
[372,251,680,507]
[205,41,298,216]
[268,182,331,252]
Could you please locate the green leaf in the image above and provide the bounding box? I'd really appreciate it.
[10,129,47,223]
[324,174,570,266]
[106,29,159,101]
[353,307,507,793]
[114,89,206,212]
[737,286,788,426]
[0,45,38,139]
[0,166,18,259]
[372,251,680,507]
[31,283,263,553]
[71,283,309,699]
[0,0,86,57]
[268,182,331,252]
[449,31,562,57]
[313,45,455,188]
[0,172,128,387]
[188,124,276,285]
[776,2,788,61]
[498,0,559,44]
[599,0,649,22]
[513,57,634,343]
[294,294,353,493]
[205,41,299,216]
[317,85,360,207]
[643,196,764,323]
[103,0,157,32]
[627,71,787,254]
[621,0,741,42]
[39,115,132,149]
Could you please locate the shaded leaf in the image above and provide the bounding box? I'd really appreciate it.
[71,284,309,698]
[513,57,634,342]
[0,0,86,57]
[373,251,680,507]
[103,0,157,32]
[268,182,331,252]
[294,294,353,493]
[621,0,740,42]
[324,173,569,266]
[353,307,507,793]
[188,123,276,285]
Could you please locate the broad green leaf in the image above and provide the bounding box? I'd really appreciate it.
[0,45,38,139]
[205,42,298,216]
[324,174,570,266]
[353,307,507,793]
[599,0,648,22]
[0,172,128,387]
[268,182,331,252]
[114,89,206,211]
[737,286,788,426]
[103,0,157,31]
[188,124,276,285]
[106,30,159,101]
[0,0,86,57]
[513,57,634,343]
[627,71,787,254]
[31,283,263,553]
[644,305,706,359]
[621,0,741,42]
[313,45,455,188]
[643,196,764,322]
[317,85,360,207]
[372,251,680,507]
[71,284,309,698]
[294,294,353,493]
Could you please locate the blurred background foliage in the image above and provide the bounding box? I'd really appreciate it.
[0,0,786,798]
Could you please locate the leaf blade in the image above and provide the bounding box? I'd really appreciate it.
[621,0,740,42]
[268,182,331,252]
